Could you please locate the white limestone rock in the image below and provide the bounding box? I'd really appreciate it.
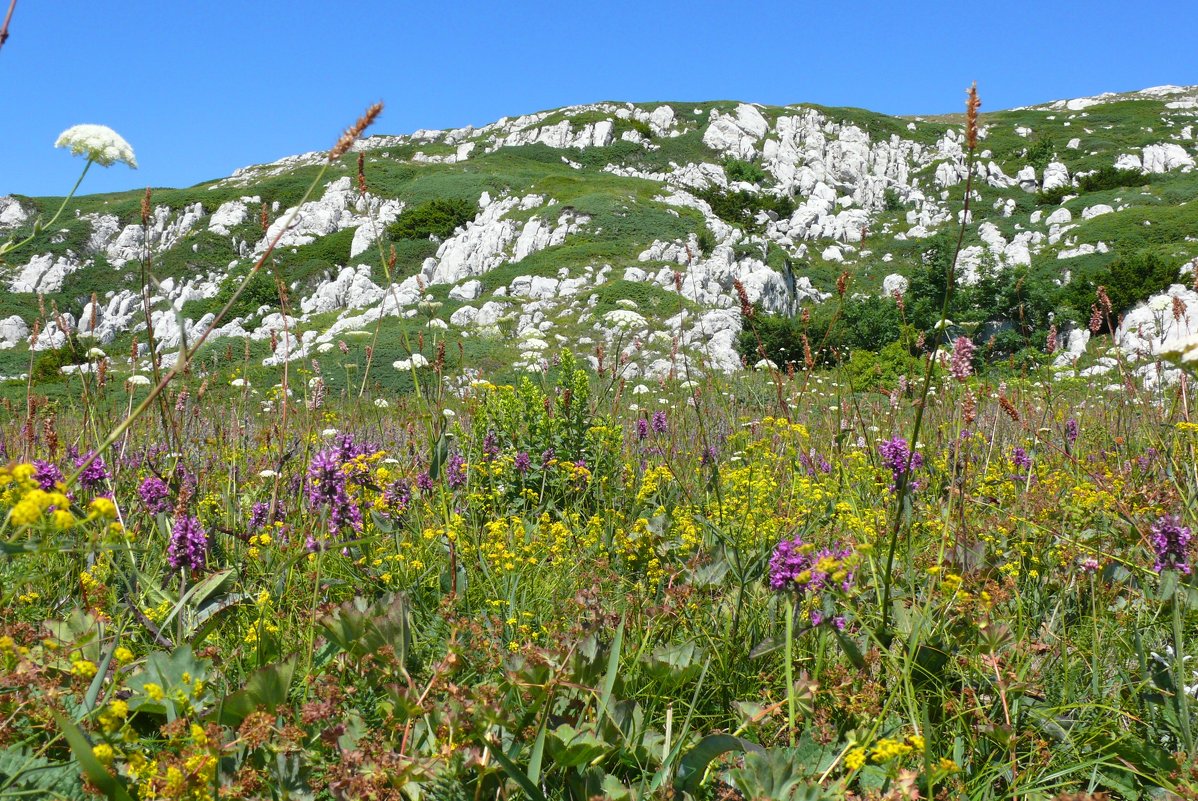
[300,265,384,316]
[449,280,483,301]
[0,315,29,349]
[1041,162,1071,191]
[1082,204,1114,220]
[0,197,28,229]
[1141,143,1195,173]
[1116,285,1198,366]
[208,200,249,236]
[9,252,83,293]
[881,274,908,297]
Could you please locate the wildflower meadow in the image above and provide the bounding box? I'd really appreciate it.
[4,92,1198,801]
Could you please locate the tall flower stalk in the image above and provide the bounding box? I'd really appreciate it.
[879,83,981,639]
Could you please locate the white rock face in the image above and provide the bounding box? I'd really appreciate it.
[703,104,769,161]
[209,200,250,236]
[9,252,83,293]
[1141,143,1195,173]
[449,280,482,301]
[1082,204,1114,220]
[1041,162,1071,191]
[105,203,205,266]
[881,274,909,296]
[0,315,29,349]
[1045,208,1072,226]
[254,177,402,256]
[1116,285,1198,356]
[0,197,28,229]
[300,265,384,316]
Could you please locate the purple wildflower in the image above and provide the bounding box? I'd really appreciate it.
[1065,418,1079,446]
[248,501,271,530]
[700,445,718,466]
[651,410,668,435]
[768,535,855,595]
[768,536,810,591]
[541,448,555,468]
[33,460,64,492]
[445,452,467,490]
[1012,447,1032,473]
[1151,515,1193,574]
[636,419,649,441]
[75,451,110,492]
[138,476,172,515]
[306,449,362,534]
[879,437,923,489]
[949,335,975,382]
[416,472,434,494]
[482,431,500,462]
[383,479,412,518]
[514,451,531,474]
[167,515,208,571]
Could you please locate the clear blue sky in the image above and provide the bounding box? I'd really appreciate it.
[2,0,1195,197]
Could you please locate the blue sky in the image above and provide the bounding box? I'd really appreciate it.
[2,0,1195,196]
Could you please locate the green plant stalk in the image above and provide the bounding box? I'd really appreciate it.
[1174,589,1194,756]
[880,136,976,639]
[1,158,91,259]
[785,596,796,746]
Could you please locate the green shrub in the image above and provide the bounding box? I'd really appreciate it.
[1102,249,1179,314]
[694,187,795,232]
[1036,186,1071,206]
[387,198,476,242]
[1078,166,1150,193]
[723,158,767,185]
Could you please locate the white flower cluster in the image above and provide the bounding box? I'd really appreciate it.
[393,354,430,370]
[54,124,138,168]
[1162,332,1198,366]
[604,309,647,330]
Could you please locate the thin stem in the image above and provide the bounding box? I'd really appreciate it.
[1174,589,1193,755]
[785,596,796,746]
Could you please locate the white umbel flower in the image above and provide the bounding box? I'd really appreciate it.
[125,374,151,386]
[54,124,138,168]
[393,354,430,370]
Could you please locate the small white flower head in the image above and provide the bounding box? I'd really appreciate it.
[230,378,250,388]
[373,398,390,408]
[54,124,138,168]
[393,353,430,370]
[321,428,339,438]
[86,347,106,359]
[258,469,279,479]
[442,408,456,419]
[1149,295,1172,313]
[125,374,151,386]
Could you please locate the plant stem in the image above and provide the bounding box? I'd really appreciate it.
[785,596,796,746]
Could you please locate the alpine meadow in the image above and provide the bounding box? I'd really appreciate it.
[6,42,1198,801]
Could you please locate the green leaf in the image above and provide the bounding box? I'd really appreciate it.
[547,723,610,768]
[486,740,548,801]
[675,734,763,793]
[214,658,297,727]
[834,627,866,670]
[52,712,134,801]
[0,745,88,801]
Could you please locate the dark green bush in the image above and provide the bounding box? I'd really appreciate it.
[694,187,795,232]
[1078,166,1150,193]
[723,158,767,185]
[388,198,476,242]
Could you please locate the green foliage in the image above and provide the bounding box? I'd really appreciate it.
[387,197,477,242]
[1101,249,1180,315]
[1078,166,1150,193]
[695,187,795,232]
[724,157,768,185]
[1024,133,1056,172]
